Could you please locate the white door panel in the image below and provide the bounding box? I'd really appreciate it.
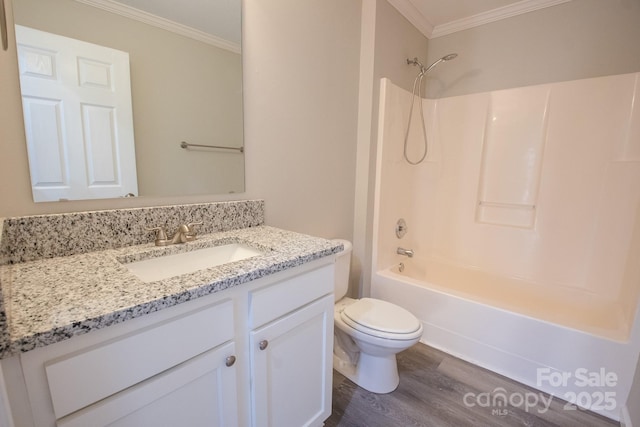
[21,96,68,188]
[16,25,138,201]
[82,104,119,185]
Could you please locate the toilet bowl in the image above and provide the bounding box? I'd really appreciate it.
[332,239,423,393]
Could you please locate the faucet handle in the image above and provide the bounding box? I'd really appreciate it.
[186,221,203,231]
[184,222,203,242]
[146,226,170,246]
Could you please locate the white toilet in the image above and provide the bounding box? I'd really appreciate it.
[332,239,423,393]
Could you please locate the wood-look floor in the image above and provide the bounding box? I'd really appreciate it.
[325,343,619,427]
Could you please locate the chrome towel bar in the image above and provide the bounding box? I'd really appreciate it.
[180,141,244,153]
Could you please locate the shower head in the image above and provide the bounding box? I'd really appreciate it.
[407,53,459,75]
[422,53,458,74]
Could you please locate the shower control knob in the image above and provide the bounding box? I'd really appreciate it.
[396,218,408,238]
[225,355,236,367]
[259,340,269,350]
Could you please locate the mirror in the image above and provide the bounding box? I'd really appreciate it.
[12,0,244,202]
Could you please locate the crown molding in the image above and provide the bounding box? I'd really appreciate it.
[430,0,572,38]
[386,0,434,40]
[388,0,572,40]
[73,0,240,54]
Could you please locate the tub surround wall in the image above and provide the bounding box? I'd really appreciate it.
[354,0,430,298]
[375,74,640,340]
[372,74,640,420]
[0,200,264,265]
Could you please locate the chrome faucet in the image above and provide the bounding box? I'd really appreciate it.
[397,247,414,258]
[147,222,202,246]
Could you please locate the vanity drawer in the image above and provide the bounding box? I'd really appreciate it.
[44,299,234,419]
[250,264,333,328]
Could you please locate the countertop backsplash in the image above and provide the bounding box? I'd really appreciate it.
[0,200,265,265]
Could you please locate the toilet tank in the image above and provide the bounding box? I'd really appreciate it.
[332,239,352,301]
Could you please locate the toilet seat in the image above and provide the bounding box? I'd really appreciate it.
[340,298,422,341]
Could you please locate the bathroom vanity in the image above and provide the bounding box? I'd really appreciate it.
[0,202,340,427]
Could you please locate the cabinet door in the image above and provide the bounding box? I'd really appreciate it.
[57,342,239,427]
[250,295,333,427]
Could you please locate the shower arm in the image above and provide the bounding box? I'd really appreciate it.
[407,53,458,75]
[423,58,444,74]
[407,57,426,75]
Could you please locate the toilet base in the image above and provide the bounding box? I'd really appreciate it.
[333,352,399,394]
[332,296,422,394]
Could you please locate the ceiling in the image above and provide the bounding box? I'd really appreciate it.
[388,0,572,38]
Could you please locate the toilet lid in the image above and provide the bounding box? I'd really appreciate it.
[341,298,421,337]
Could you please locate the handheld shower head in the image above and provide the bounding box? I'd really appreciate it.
[423,52,458,73]
[403,52,459,165]
[407,53,458,75]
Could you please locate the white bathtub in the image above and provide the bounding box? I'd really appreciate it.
[371,260,639,421]
[370,75,640,421]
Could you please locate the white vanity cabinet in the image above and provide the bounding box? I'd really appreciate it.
[56,341,239,427]
[249,264,334,427]
[17,298,241,427]
[1,258,335,427]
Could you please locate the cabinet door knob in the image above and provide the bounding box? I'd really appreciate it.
[225,355,236,367]
[258,340,269,350]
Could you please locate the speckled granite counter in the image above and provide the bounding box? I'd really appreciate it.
[0,200,265,264]
[0,226,341,358]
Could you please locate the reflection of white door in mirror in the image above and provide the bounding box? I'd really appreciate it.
[15,25,138,202]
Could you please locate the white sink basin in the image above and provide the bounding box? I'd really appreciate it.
[123,243,264,283]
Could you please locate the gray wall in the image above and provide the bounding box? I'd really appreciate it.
[243,0,361,239]
[425,0,640,98]
[374,0,429,95]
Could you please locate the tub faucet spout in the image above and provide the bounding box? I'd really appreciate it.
[397,247,414,257]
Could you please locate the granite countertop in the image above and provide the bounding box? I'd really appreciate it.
[0,226,342,358]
